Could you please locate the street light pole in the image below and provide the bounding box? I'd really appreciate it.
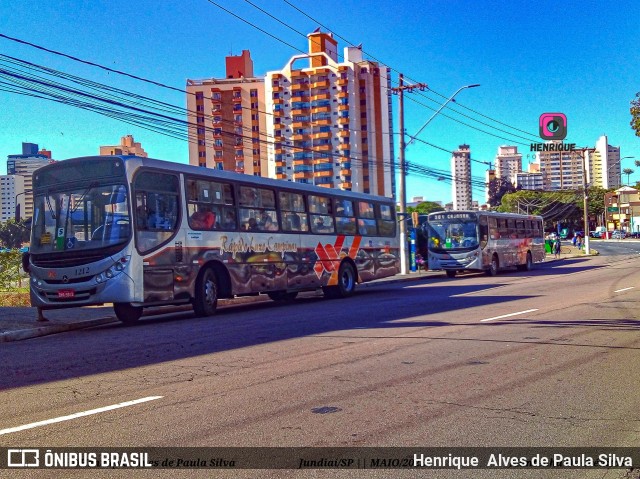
[14,190,30,221]
[391,80,479,274]
[391,74,427,275]
[406,84,481,148]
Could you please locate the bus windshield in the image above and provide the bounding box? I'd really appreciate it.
[31,183,131,253]
[427,218,479,251]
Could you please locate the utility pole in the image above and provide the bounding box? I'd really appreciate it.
[576,147,595,255]
[390,74,427,274]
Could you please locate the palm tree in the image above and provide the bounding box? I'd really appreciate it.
[636,160,640,169]
[623,168,634,185]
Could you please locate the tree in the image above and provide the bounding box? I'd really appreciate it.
[487,178,517,208]
[0,220,30,249]
[407,201,444,215]
[630,92,640,136]
[623,168,634,185]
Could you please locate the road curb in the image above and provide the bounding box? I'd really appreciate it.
[0,317,117,343]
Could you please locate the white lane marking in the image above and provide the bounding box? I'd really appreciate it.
[480,309,539,323]
[614,287,634,293]
[0,396,163,436]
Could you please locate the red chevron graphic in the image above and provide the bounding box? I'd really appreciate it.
[314,235,360,283]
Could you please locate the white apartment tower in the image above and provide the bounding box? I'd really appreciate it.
[451,144,472,210]
[0,175,25,222]
[494,145,522,184]
[586,135,621,189]
[264,32,394,196]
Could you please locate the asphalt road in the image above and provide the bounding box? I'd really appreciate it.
[2,242,640,478]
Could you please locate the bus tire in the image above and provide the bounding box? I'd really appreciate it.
[445,270,457,278]
[517,252,533,271]
[114,302,143,324]
[193,267,218,317]
[268,291,298,301]
[486,255,499,276]
[323,262,356,299]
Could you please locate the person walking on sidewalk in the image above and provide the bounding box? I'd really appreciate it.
[576,234,583,250]
[553,237,561,259]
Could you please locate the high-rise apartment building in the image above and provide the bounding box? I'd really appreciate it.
[7,143,54,219]
[537,141,583,191]
[264,32,394,196]
[186,50,267,176]
[451,144,472,210]
[515,171,544,190]
[586,135,621,189]
[0,175,25,222]
[99,134,148,158]
[494,145,522,184]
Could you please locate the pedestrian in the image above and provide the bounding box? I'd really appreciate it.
[553,237,561,259]
[576,234,583,250]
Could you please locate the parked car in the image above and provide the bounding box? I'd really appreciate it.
[612,230,626,239]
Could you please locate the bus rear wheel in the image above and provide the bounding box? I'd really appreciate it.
[486,255,499,276]
[323,262,357,299]
[193,267,218,317]
[114,302,143,325]
[517,252,533,271]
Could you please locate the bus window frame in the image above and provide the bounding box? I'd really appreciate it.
[132,168,182,255]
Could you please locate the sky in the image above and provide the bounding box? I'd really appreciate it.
[1,0,639,205]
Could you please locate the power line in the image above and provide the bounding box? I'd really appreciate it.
[1,56,493,192]
[278,0,540,142]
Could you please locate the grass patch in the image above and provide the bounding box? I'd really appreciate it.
[0,291,31,307]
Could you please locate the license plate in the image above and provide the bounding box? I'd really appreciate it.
[57,289,75,299]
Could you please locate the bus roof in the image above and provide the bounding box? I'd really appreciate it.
[427,210,543,221]
[39,155,395,203]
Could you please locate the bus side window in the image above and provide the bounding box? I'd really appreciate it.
[134,171,179,253]
[357,201,377,236]
[377,204,395,237]
[280,191,308,232]
[490,217,499,239]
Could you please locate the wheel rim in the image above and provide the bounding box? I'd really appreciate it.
[204,276,216,306]
[491,258,498,274]
[341,267,354,292]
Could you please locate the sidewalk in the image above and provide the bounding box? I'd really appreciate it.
[0,249,587,343]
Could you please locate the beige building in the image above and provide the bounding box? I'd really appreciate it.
[186,50,267,176]
[494,145,522,184]
[99,135,148,158]
[451,144,472,210]
[537,142,583,190]
[264,31,394,196]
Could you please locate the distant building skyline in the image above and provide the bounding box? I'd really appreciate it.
[6,143,54,219]
[99,134,148,158]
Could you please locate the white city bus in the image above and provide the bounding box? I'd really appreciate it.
[26,156,400,323]
[425,210,545,277]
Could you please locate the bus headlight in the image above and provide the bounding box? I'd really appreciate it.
[94,256,130,284]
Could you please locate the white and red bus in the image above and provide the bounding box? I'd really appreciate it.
[25,156,400,323]
[425,210,545,277]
